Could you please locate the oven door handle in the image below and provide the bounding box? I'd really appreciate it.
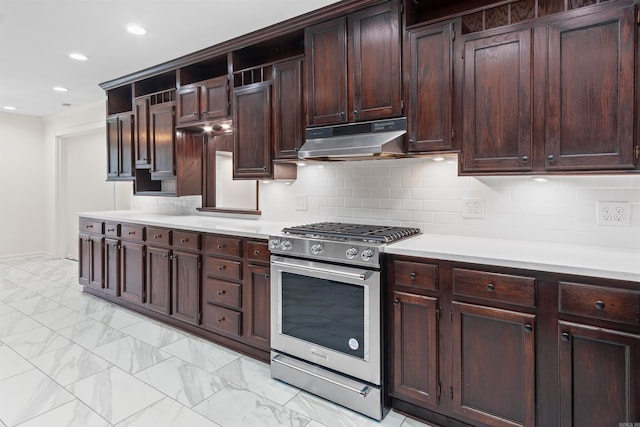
[271,258,371,281]
[272,353,371,397]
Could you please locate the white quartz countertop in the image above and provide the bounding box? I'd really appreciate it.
[79,211,639,282]
[383,234,640,282]
[78,210,290,239]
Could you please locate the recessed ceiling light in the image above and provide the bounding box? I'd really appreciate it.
[127,24,147,35]
[3,106,17,110]
[53,86,68,92]
[69,53,88,61]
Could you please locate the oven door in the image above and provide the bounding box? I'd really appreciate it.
[270,255,381,385]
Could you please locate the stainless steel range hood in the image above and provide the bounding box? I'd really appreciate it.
[299,117,407,160]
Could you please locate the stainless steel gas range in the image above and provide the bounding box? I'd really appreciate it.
[268,222,420,420]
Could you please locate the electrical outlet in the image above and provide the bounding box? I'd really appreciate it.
[597,201,630,226]
[462,198,485,219]
[296,195,308,211]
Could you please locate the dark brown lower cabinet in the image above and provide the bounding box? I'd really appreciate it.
[78,233,103,291]
[120,241,145,305]
[146,246,171,315]
[243,263,271,350]
[452,302,536,427]
[558,321,640,427]
[391,291,439,408]
[104,238,120,297]
[171,250,200,325]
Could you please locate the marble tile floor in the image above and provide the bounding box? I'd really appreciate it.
[0,255,434,427]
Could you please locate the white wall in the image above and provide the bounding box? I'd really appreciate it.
[0,113,46,257]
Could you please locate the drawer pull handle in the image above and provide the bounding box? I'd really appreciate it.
[181,238,188,243]
[487,283,495,292]
[524,324,533,333]
[217,244,223,249]
[128,231,135,235]
[217,290,226,295]
[86,224,93,228]
[217,317,225,323]
[253,250,261,256]
[217,266,225,271]
[409,272,416,280]
[107,228,115,232]
[154,234,161,239]
[595,300,605,310]
[561,332,571,342]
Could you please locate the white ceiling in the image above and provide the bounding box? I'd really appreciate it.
[0,0,339,117]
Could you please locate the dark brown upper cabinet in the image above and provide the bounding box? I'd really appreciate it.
[106,113,135,180]
[149,101,176,180]
[405,20,456,153]
[176,76,229,124]
[305,1,402,127]
[134,97,150,168]
[233,82,273,179]
[544,3,637,171]
[459,27,534,173]
[273,57,305,160]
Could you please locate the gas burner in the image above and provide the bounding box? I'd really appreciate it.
[282,222,421,244]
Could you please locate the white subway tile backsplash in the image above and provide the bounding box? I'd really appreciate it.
[137,155,638,251]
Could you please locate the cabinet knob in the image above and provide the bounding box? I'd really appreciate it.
[393,298,399,305]
[409,272,416,280]
[521,155,529,162]
[253,250,260,256]
[547,154,556,162]
[487,283,495,292]
[217,317,225,323]
[561,332,571,342]
[353,109,358,116]
[128,231,135,235]
[595,300,605,310]
[217,244,223,249]
[162,254,168,258]
[202,111,207,115]
[217,290,226,295]
[265,274,270,279]
[217,265,225,271]
[524,324,533,333]
[340,111,345,117]
[154,234,161,239]
[181,238,188,243]
[191,112,197,116]
[263,166,267,171]
[408,139,415,144]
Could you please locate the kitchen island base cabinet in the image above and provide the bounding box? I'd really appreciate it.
[243,263,271,350]
[78,233,103,292]
[119,241,145,305]
[146,246,171,315]
[171,250,200,325]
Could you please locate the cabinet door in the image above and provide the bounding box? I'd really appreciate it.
[349,1,401,122]
[546,5,636,171]
[243,263,270,350]
[273,58,305,159]
[150,102,176,179]
[460,28,533,173]
[558,321,640,427]
[305,17,348,126]
[452,302,535,427]
[233,82,272,179]
[120,241,145,305]
[391,292,439,409]
[119,114,134,179]
[406,21,454,152]
[89,235,104,290]
[106,117,120,179]
[78,233,91,286]
[201,76,229,120]
[134,97,150,168]
[104,238,120,297]
[177,85,200,124]
[146,246,171,315]
[171,250,200,325]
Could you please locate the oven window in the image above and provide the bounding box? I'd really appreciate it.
[281,272,365,359]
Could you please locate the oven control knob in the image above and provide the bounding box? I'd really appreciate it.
[280,240,293,251]
[268,239,280,250]
[311,243,323,255]
[345,247,358,259]
[361,248,375,262]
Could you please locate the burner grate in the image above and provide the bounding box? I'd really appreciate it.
[282,222,420,243]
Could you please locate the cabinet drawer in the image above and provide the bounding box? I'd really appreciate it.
[247,240,269,263]
[205,256,242,282]
[559,282,640,326]
[453,268,536,308]
[173,230,200,251]
[79,220,103,234]
[147,227,171,246]
[394,260,438,291]
[104,222,120,237]
[205,235,242,258]
[202,304,241,337]
[203,277,241,309]
[121,224,145,243]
